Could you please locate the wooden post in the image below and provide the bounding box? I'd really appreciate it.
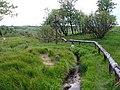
[72,41,74,44]
[55,15,58,44]
[54,15,59,44]
[109,63,112,73]
[94,44,97,49]
[115,71,119,82]
[104,54,107,61]
[98,48,100,54]
[55,27,58,44]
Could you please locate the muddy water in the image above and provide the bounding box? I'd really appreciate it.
[69,74,80,90]
[63,66,80,90]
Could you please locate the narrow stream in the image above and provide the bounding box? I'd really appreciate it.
[63,65,80,90]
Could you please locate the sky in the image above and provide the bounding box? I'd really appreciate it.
[0,0,120,26]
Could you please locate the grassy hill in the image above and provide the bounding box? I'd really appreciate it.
[0,27,120,89]
[0,37,77,90]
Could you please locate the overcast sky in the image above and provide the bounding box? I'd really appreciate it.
[0,0,120,26]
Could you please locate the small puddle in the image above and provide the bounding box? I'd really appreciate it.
[63,66,80,90]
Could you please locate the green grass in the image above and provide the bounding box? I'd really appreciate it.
[0,27,120,90]
[0,36,77,90]
[66,27,120,65]
[70,27,120,89]
[74,44,116,90]
[97,31,120,65]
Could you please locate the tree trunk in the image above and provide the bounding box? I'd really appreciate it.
[58,22,66,35]
[70,21,74,38]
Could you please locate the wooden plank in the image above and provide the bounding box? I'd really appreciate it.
[70,39,94,43]
[61,38,67,42]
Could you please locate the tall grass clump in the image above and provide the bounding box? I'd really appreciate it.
[0,40,77,90]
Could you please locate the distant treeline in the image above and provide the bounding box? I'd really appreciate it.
[0,25,40,37]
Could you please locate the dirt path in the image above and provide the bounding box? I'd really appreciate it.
[40,54,54,67]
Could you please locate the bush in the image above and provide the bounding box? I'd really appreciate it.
[37,25,55,42]
[88,12,116,39]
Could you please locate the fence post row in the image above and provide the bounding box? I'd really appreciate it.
[69,39,120,81]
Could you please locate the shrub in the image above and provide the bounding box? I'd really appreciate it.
[88,12,116,39]
[37,25,55,42]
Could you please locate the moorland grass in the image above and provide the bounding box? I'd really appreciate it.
[74,44,116,90]
[97,31,120,65]
[70,27,120,89]
[0,37,77,90]
[0,27,120,90]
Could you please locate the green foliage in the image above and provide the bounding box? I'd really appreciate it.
[0,25,38,37]
[0,25,19,37]
[88,0,116,39]
[42,0,117,39]
[88,11,116,38]
[80,14,90,34]
[44,9,58,27]
[97,0,116,14]
[44,0,80,36]
[58,0,78,36]
[0,0,17,20]
[81,0,117,39]
[37,25,55,42]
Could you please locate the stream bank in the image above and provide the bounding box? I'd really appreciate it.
[63,47,81,90]
[63,65,80,90]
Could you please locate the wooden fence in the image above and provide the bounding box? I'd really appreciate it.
[70,39,120,81]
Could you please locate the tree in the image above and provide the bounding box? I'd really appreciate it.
[44,9,59,28]
[43,0,81,37]
[0,0,17,21]
[89,12,116,38]
[88,0,116,38]
[97,0,116,14]
[58,0,78,37]
[79,13,89,34]
[44,9,68,36]
[72,10,85,34]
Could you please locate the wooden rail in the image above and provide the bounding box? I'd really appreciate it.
[70,39,120,81]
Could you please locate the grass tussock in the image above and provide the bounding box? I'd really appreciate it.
[0,36,77,90]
